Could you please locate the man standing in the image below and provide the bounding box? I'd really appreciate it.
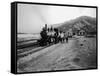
[60,31,64,43]
[64,32,68,43]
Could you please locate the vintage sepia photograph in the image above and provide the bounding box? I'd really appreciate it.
[16,3,97,73]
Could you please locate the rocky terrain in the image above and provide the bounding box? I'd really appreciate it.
[51,16,96,35]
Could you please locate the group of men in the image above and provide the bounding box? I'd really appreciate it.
[39,26,68,46]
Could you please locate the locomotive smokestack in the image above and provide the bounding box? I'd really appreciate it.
[45,24,47,31]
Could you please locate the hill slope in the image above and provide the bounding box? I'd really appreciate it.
[52,16,97,34]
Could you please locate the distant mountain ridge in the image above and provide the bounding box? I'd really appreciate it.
[51,16,96,34]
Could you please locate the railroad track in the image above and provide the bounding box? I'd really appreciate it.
[17,40,38,49]
[17,40,54,60]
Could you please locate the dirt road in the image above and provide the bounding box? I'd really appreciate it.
[17,37,97,72]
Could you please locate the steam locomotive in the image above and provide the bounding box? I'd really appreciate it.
[37,24,68,46]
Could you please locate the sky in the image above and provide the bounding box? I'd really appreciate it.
[18,4,96,33]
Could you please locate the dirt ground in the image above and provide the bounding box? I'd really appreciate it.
[17,37,97,73]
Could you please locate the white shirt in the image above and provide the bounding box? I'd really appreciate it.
[60,33,64,38]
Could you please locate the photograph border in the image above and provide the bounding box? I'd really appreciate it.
[11,1,98,74]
